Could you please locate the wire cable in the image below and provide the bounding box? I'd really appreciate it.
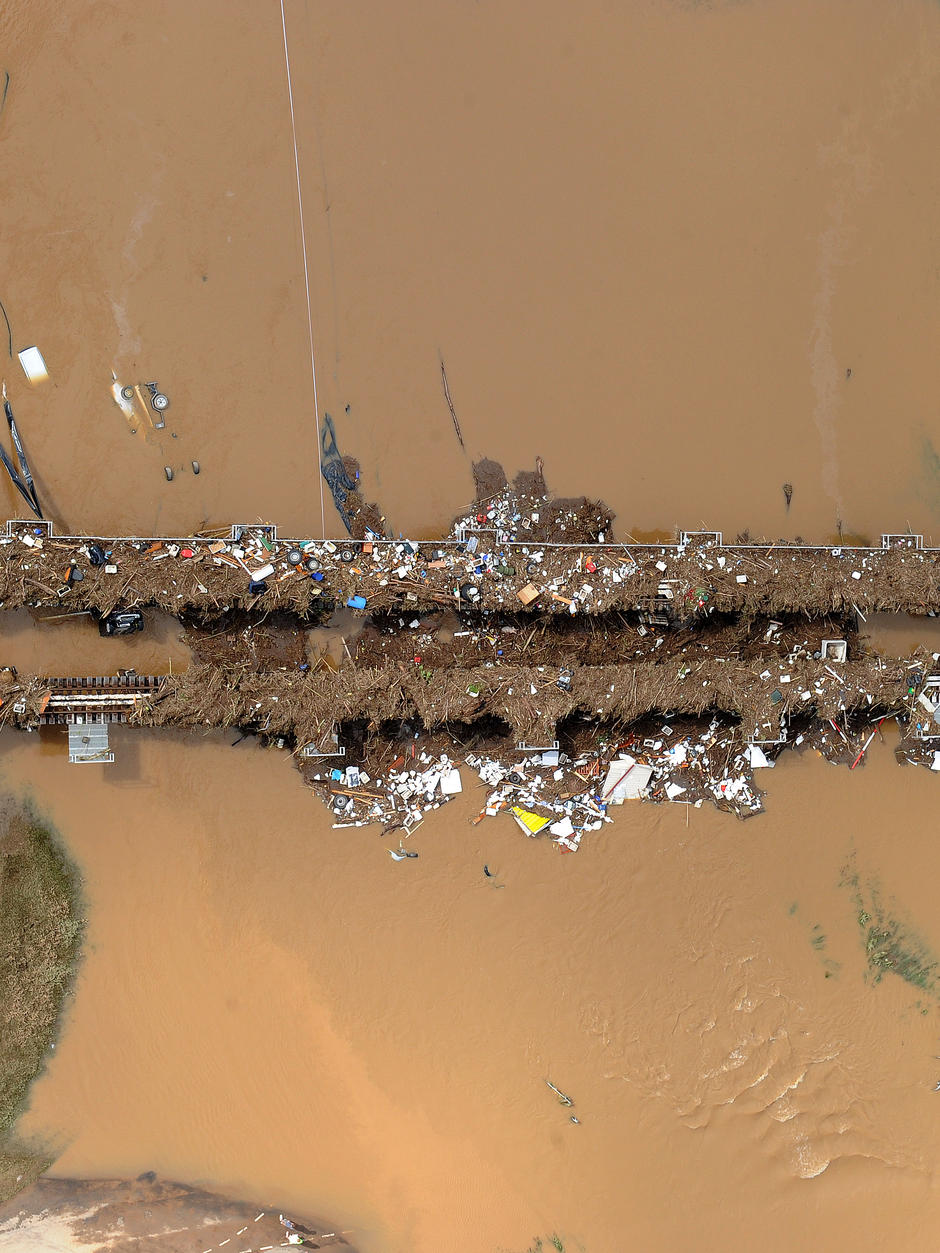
[279,0,327,539]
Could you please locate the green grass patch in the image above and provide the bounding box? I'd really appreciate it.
[0,800,83,1202]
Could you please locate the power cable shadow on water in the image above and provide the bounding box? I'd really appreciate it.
[0,389,42,519]
[0,299,12,358]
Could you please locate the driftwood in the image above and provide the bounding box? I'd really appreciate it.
[440,358,464,449]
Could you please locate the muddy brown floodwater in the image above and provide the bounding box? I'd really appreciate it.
[10,730,940,1253]
[2,0,940,1250]
[0,608,191,676]
[1,1,939,546]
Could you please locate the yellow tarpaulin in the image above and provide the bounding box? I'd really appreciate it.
[510,806,551,837]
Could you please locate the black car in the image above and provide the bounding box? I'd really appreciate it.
[98,610,144,637]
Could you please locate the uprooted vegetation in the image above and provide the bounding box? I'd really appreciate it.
[840,854,939,999]
[181,608,310,672]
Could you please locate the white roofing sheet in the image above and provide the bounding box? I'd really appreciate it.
[602,755,653,803]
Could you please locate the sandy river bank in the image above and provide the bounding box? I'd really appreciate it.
[0,1174,357,1251]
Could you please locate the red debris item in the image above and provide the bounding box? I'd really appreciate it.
[850,719,885,769]
[585,559,597,573]
[180,547,195,559]
[476,513,486,523]
[413,656,422,664]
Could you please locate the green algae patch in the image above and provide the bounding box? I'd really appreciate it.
[0,801,83,1202]
[840,854,938,998]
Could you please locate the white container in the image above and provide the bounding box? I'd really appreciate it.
[18,346,48,383]
[250,563,275,582]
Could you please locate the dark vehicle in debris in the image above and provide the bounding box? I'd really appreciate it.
[98,610,144,637]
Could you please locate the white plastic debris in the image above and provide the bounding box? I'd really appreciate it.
[746,744,775,768]
[440,768,462,795]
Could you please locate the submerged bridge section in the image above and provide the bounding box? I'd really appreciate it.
[38,673,161,724]
[31,673,161,763]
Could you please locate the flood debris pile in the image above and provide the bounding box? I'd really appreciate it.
[1,490,940,623]
[353,606,855,674]
[464,458,613,546]
[304,714,769,855]
[181,608,307,672]
[0,524,335,619]
[892,665,940,772]
[117,637,940,843]
[465,748,610,853]
[319,411,386,540]
[4,470,940,845]
[467,716,767,850]
[308,751,464,835]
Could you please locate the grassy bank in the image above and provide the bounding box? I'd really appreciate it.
[0,801,82,1202]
